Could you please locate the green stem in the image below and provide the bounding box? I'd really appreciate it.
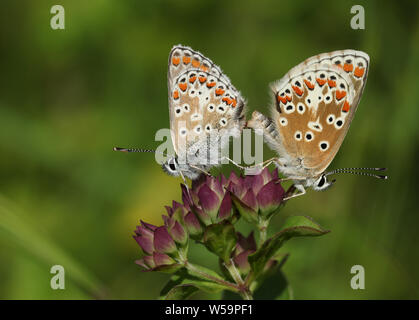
[224,260,253,300]
[184,261,239,292]
[258,218,269,245]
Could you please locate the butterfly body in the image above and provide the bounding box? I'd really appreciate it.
[248,50,370,197]
[163,45,246,180]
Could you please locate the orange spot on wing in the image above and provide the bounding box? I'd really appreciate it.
[192,59,200,68]
[342,100,351,112]
[286,95,292,102]
[179,83,187,92]
[343,63,353,72]
[189,76,197,83]
[199,76,207,83]
[316,78,326,86]
[215,88,225,96]
[335,63,343,69]
[183,56,191,64]
[336,90,346,100]
[277,95,287,104]
[173,90,179,99]
[222,97,233,105]
[231,99,237,107]
[200,65,209,72]
[304,79,315,90]
[172,57,180,66]
[292,85,303,96]
[328,80,336,88]
[206,82,216,88]
[354,67,365,78]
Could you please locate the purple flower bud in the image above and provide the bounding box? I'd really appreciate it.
[184,211,203,238]
[134,225,154,255]
[227,168,285,221]
[232,232,257,275]
[198,184,222,221]
[256,180,284,215]
[153,226,178,255]
[169,220,188,246]
[218,192,233,221]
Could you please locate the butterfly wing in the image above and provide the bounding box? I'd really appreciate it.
[249,50,369,176]
[167,45,246,161]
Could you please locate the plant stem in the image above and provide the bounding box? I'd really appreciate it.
[258,218,269,245]
[184,261,239,292]
[224,260,253,300]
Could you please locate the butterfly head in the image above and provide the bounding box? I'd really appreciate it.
[162,156,181,176]
[162,156,202,180]
[310,173,336,191]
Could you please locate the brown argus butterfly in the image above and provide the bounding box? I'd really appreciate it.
[247,50,387,200]
[115,45,246,181]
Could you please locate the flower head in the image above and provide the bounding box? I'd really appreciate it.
[133,221,184,272]
[180,174,238,230]
[227,167,285,223]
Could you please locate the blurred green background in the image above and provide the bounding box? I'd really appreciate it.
[0,0,418,299]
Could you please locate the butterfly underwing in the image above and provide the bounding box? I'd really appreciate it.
[163,45,246,180]
[247,50,385,199]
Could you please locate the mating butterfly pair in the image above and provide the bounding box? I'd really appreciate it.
[115,45,387,199]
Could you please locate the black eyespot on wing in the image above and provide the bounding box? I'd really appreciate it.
[320,142,328,150]
[336,120,343,127]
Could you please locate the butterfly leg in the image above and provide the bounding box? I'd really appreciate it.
[283,184,306,201]
[220,156,247,170]
[189,164,211,177]
[244,157,280,175]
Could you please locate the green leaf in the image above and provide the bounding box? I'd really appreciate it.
[253,269,292,300]
[165,284,200,300]
[203,221,237,263]
[249,216,329,280]
[152,263,184,274]
[278,215,330,238]
[159,268,229,299]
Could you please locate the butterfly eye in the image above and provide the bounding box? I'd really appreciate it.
[165,157,178,173]
[317,175,326,188]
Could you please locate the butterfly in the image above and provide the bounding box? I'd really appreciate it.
[247,49,387,200]
[115,45,246,181]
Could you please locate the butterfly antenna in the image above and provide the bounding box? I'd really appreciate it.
[113,147,156,153]
[326,168,388,180]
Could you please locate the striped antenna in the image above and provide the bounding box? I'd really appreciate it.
[113,147,155,153]
[326,167,388,180]
[113,146,168,156]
